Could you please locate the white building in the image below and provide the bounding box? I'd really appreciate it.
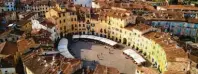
[31,20,59,41]
[91,1,100,8]
[4,0,15,11]
[0,68,16,74]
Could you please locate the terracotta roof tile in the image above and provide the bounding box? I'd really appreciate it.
[0,42,17,55]
[137,67,159,74]
[162,5,198,11]
[17,38,36,53]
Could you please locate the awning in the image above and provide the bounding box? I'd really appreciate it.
[58,38,74,58]
[123,49,146,65]
[73,35,118,46]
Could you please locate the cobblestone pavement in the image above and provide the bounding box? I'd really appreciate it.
[70,41,137,74]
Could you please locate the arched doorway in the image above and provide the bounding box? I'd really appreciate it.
[136,47,139,51]
[112,36,115,40]
[104,29,107,34]
[104,35,107,38]
[123,38,127,44]
[108,33,110,38]
[128,43,131,46]
[116,38,118,42]
[144,53,147,56]
[119,39,121,43]
[100,29,103,33]
[91,30,95,35]
[60,32,63,38]
[100,34,103,37]
[132,45,135,49]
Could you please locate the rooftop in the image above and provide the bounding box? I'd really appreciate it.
[144,11,186,22]
[125,24,151,32]
[91,8,132,20]
[32,0,56,6]
[137,67,159,74]
[164,71,187,74]
[143,31,188,62]
[161,5,198,11]
[17,38,37,54]
[0,42,17,55]
[0,55,15,68]
[22,48,82,74]
[22,12,38,20]
[41,19,56,29]
[91,64,120,74]
[16,20,31,27]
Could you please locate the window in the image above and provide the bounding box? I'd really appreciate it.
[60,27,62,30]
[71,18,73,21]
[64,26,66,30]
[91,24,95,27]
[63,13,65,16]
[58,13,61,17]
[63,19,65,23]
[0,39,3,42]
[79,24,81,27]
[59,20,61,24]
[74,18,77,21]
[83,24,85,27]
[72,25,74,30]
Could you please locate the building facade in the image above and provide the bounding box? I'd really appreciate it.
[4,0,15,11]
[45,5,189,73]
[0,3,6,13]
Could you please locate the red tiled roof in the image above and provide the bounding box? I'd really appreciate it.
[0,42,17,55]
[22,50,82,74]
[17,38,36,53]
[162,5,198,11]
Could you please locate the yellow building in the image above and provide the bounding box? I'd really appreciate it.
[45,5,91,37]
[16,20,32,33]
[91,8,189,73]
[46,6,189,74]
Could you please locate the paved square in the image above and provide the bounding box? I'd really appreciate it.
[70,40,137,74]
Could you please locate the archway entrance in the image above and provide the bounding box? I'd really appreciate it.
[128,43,131,46]
[104,35,107,38]
[116,38,118,42]
[132,45,135,49]
[60,32,63,38]
[112,36,115,40]
[91,31,94,35]
[100,34,103,37]
[123,38,127,44]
